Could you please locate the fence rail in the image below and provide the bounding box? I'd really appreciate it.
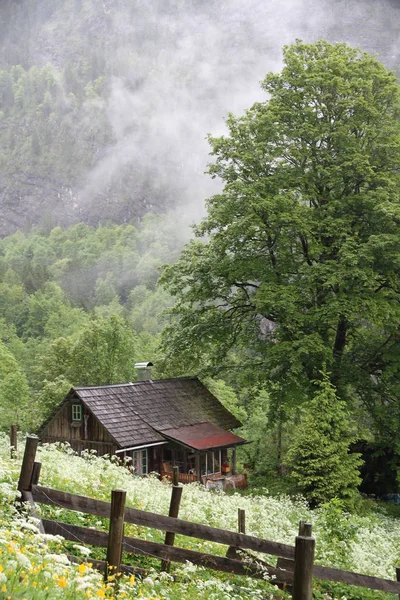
[31,484,295,559]
[41,518,292,582]
[15,436,400,599]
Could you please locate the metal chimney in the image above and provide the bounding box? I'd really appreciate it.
[134,362,153,382]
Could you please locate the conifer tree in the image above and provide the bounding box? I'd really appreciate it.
[286,372,362,507]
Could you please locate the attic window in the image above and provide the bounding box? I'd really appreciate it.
[72,403,83,423]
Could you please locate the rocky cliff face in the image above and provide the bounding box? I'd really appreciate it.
[1,0,399,237]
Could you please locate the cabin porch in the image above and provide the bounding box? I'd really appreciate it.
[118,439,247,489]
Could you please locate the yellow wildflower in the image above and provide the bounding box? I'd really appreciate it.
[96,589,106,598]
[78,563,87,574]
[57,576,68,588]
[1,585,6,592]
[129,574,135,586]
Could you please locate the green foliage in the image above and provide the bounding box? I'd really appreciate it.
[315,499,361,568]
[237,391,284,474]
[0,218,184,309]
[0,340,31,430]
[39,314,138,388]
[36,376,73,418]
[286,373,362,507]
[202,378,247,422]
[0,62,110,181]
[128,285,172,334]
[161,40,400,455]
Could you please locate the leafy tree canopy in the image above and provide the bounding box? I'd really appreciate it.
[0,340,30,430]
[161,40,400,442]
[38,314,137,389]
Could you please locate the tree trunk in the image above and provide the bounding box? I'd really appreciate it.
[332,316,348,387]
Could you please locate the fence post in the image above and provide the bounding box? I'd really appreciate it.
[31,462,42,486]
[238,508,246,534]
[161,466,183,572]
[18,436,39,494]
[10,424,17,459]
[292,521,315,600]
[106,489,126,580]
[298,520,312,537]
[396,567,400,600]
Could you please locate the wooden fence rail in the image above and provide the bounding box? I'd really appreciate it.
[31,484,295,558]
[16,435,400,599]
[41,518,291,582]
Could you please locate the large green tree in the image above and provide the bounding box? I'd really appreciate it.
[161,40,400,447]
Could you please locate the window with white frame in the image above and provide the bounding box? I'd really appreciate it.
[72,403,83,422]
[132,448,148,475]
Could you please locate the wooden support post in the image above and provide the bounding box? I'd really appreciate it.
[292,521,315,600]
[238,509,246,534]
[106,489,126,580]
[10,424,17,459]
[183,451,188,474]
[31,462,42,486]
[195,454,201,483]
[231,447,237,475]
[396,567,400,600]
[161,466,183,572]
[18,436,39,493]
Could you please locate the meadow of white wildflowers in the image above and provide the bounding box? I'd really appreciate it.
[0,434,399,600]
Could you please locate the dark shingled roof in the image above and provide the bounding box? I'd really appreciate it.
[73,378,242,450]
[76,385,165,448]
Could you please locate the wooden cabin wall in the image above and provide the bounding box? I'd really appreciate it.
[40,397,117,456]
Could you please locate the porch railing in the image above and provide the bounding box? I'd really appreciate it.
[160,471,248,489]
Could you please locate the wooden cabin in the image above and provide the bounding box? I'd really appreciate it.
[37,378,248,488]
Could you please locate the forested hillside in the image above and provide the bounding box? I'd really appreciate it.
[0,216,185,428]
[1,0,400,235]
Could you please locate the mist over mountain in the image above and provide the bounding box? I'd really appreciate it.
[1,0,400,237]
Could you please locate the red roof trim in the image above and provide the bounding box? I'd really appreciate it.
[161,422,246,451]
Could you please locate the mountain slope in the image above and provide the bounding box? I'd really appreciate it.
[1,0,400,236]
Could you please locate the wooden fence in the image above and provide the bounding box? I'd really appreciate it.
[16,436,400,599]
